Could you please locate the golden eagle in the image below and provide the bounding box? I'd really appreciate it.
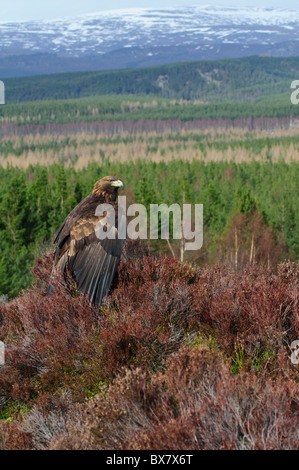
[49,175,125,307]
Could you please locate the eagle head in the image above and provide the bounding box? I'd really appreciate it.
[93,176,124,197]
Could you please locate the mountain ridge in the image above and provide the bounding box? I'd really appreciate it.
[1,5,299,77]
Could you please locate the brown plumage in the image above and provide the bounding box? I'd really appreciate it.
[49,175,125,307]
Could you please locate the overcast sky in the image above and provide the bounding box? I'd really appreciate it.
[1,0,298,22]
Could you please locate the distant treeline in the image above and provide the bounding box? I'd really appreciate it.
[1,95,299,127]
[3,55,299,104]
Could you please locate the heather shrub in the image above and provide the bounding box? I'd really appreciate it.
[189,263,298,372]
[99,255,198,374]
[46,346,298,450]
[0,252,298,450]
[0,252,198,408]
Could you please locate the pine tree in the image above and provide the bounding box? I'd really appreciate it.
[57,166,68,216]
[204,181,221,228]
[28,168,51,240]
[0,176,30,247]
[236,187,257,215]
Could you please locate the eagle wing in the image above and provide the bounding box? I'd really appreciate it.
[52,195,124,307]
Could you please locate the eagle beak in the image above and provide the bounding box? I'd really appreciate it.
[111,179,124,188]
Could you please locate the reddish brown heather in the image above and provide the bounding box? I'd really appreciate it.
[0,243,298,450]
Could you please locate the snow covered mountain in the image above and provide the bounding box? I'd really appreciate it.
[1,5,299,77]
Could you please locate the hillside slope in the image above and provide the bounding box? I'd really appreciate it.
[0,252,298,450]
[4,56,299,104]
